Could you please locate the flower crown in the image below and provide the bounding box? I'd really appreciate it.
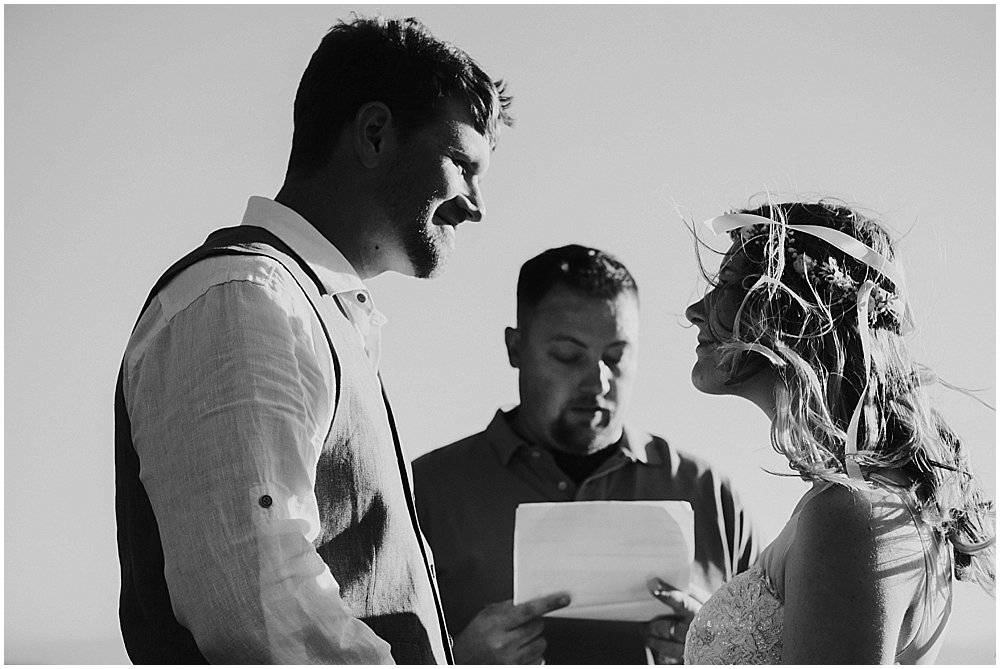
[733,222,903,330]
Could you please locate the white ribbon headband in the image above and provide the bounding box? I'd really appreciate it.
[706,213,908,304]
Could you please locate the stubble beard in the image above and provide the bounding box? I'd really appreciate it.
[400,213,450,279]
[550,412,615,456]
[380,170,450,279]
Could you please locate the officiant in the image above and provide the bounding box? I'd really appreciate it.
[413,244,761,664]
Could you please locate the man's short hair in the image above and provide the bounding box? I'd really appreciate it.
[516,245,638,324]
[287,15,513,177]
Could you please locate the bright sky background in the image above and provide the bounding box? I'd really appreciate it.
[6,5,995,664]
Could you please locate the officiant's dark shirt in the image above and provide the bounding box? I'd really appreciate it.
[413,408,760,664]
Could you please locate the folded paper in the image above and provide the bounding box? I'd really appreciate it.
[513,500,695,621]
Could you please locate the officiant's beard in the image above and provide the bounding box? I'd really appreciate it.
[549,411,622,456]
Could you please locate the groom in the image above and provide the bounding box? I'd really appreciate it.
[115,15,511,664]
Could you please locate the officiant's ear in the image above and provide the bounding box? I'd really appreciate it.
[505,326,522,368]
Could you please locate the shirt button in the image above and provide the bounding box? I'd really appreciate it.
[259,495,273,508]
[357,293,367,303]
[557,481,568,491]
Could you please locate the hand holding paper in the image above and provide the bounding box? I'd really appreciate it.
[513,501,695,622]
[453,592,571,664]
[643,577,703,664]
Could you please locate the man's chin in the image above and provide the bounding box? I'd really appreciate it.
[406,247,448,279]
[412,262,444,280]
[406,233,452,279]
[552,424,619,455]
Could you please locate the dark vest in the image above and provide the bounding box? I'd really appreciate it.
[115,226,452,664]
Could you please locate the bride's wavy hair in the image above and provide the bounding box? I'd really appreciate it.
[697,199,995,595]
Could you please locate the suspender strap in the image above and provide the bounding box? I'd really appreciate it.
[379,380,455,663]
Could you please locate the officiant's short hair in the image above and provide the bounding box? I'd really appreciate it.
[516,245,638,325]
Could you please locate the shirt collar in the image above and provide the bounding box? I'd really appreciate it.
[240,196,367,299]
[486,408,662,467]
[620,425,663,465]
[486,409,530,466]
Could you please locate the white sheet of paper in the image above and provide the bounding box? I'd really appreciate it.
[513,500,695,622]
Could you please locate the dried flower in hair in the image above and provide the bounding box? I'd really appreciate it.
[738,223,766,243]
[793,253,817,277]
[819,257,856,294]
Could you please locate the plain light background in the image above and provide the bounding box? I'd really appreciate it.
[5,4,995,664]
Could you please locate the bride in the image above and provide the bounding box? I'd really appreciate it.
[644,200,994,664]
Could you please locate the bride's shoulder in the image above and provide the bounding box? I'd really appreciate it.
[799,482,882,534]
[794,478,922,569]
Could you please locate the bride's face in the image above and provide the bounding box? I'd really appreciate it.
[685,247,776,412]
[685,248,746,395]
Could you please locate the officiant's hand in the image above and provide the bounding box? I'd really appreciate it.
[452,592,571,664]
[643,578,703,665]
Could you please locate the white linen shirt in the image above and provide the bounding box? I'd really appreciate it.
[122,197,394,663]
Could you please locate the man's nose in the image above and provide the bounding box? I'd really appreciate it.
[580,360,613,396]
[456,180,484,223]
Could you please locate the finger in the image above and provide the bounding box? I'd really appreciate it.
[643,616,682,641]
[647,618,687,644]
[645,638,686,664]
[513,618,545,642]
[648,578,701,617]
[518,635,547,665]
[512,592,571,624]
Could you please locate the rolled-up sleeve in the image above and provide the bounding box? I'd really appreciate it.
[123,267,393,664]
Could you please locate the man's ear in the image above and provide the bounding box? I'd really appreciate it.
[504,326,522,369]
[353,102,393,169]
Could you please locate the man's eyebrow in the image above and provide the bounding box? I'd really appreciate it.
[452,150,486,173]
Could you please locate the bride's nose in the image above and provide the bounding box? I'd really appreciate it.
[686,297,707,326]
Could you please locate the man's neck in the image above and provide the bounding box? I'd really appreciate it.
[550,444,620,486]
[275,181,382,281]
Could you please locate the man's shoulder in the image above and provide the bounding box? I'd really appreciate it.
[413,427,494,475]
[156,249,304,318]
[127,250,319,368]
[634,430,735,486]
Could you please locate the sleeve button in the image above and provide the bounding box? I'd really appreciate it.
[357,293,367,303]
[259,495,273,508]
